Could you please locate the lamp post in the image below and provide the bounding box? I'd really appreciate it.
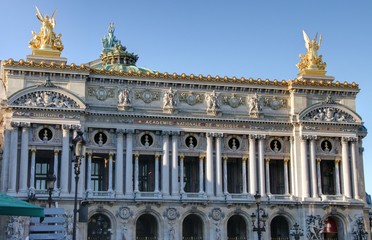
[46,171,56,208]
[251,191,268,240]
[72,130,86,240]
[290,222,304,240]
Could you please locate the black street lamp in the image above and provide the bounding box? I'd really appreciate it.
[251,191,268,240]
[290,222,304,240]
[72,130,86,240]
[46,171,56,208]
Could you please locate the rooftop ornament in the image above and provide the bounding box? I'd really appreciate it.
[29,7,64,57]
[297,30,327,77]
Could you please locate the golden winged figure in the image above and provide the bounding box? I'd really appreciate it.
[29,7,64,54]
[297,30,326,73]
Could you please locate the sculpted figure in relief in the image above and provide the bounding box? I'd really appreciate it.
[297,30,326,71]
[206,90,219,111]
[248,93,262,114]
[118,88,131,105]
[163,88,176,109]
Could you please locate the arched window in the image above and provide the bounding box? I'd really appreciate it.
[270,216,289,240]
[183,214,203,240]
[87,213,112,240]
[227,215,247,240]
[136,214,158,240]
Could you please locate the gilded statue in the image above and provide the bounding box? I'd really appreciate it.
[29,7,64,56]
[297,30,326,74]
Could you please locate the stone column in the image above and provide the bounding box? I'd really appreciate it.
[223,155,228,194]
[1,128,10,192]
[249,135,257,195]
[171,132,179,196]
[316,158,322,195]
[265,158,270,195]
[179,154,184,194]
[61,126,70,195]
[29,148,37,192]
[300,136,309,198]
[53,149,59,190]
[19,124,30,194]
[242,156,248,194]
[115,130,124,197]
[8,123,19,193]
[86,152,92,193]
[215,134,223,197]
[284,158,289,195]
[134,152,139,193]
[108,153,114,192]
[206,133,214,196]
[258,136,265,196]
[199,155,205,193]
[335,159,341,195]
[162,132,170,196]
[78,147,86,196]
[341,137,352,198]
[155,153,160,193]
[125,130,133,196]
[350,139,359,199]
[309,136,318,198]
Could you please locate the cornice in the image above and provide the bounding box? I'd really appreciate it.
[3,59,358,90]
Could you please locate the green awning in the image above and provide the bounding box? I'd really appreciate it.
[0,192,44,217]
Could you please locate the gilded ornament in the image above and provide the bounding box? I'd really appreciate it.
[29,7,64,57]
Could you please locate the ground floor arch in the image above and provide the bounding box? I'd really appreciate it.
[87,213,112,240]
[270,215,289,240]
[136,213,158,240]
[182,214,204,240]
[227,214,247,240]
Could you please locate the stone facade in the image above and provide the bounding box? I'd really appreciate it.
[0,22,370,240]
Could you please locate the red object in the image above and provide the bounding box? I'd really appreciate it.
[324,218,337,233]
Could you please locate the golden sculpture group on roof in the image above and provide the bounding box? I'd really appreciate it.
[296,30,327,76]
[29,7,64,57]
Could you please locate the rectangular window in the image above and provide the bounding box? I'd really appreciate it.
[269,160,285,194]
[91,154,110,191]
[227,158,242,194]
[321,160,336,195]
[138,155,155,192]
[184,156,199,193]
[35,150,54,190]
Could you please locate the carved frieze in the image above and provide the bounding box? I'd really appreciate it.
[179,92,204,106]
[11,91,79,108]
[135,89,160,103]
[303,107,355,123]
[306,215,324,240]
[88,87,115,101]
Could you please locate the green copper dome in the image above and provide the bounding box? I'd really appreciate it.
[92,23,154,73]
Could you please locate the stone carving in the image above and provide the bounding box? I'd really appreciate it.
[118,88,132,111]
[12,91,79,108]
[88,87,115,101]
[209,208,225,221]
[223,94,243,108]
[248,93,262,117]
[164,208,179,240]
[323,94,336,104]
[6,216,26,240]
[306,215,324,240]
[303,107,355,123]
[179,92,203,106]
[116,207,133,240]
[352,215,368,240]
[263,96,287,110]
[135,89,160,103]
[64,211,74,240]
[205,90,219,115]
[162,88,177,113]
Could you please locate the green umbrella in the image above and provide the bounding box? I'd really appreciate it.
[0,192,44,217]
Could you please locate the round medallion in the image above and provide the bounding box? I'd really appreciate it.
[117,207,133,220]
[166,208,179,220]
[210,208,224,221]
[229,97,240,108]
[142,91,153,103]
[96,87,107,101]
[186,95,197,105]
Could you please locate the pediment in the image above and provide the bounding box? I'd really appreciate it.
[8,80,86,110]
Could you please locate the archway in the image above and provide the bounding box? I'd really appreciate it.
[87,213,112,240]
[136,214,158,240]
[324,217,338,240]
[182,214,203,240]
[270,216,289,240]
[227,215,247,240]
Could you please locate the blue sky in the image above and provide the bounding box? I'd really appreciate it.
[1,1,372,194]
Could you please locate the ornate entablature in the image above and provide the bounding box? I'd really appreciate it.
[7,78,86,110]
[299,96,362,124]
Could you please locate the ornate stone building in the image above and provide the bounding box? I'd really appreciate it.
[0,10,370,240]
